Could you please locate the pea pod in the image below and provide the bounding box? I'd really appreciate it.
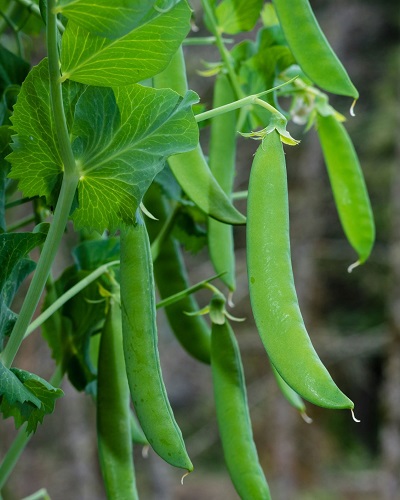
[146,186,211,364]
[316,113,375,267]
[247,132,353,409]
[208,73,238,292]
[153,47,246,226]
[271,364,312,423]
[97,291,138,500]
[272,0,358,98]
[120,222,193,472]
[211,318,271,500]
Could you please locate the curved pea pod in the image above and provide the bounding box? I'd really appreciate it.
[208,73,238,292]
[97,292,138,500]
[211,319,271,500]
[316,113,375,268]
[146,186,211,363]
[272,0,358,98]
[247,132,353,409]
[154,47,246,226]
[120,222,193,472]
[271,364,312,423]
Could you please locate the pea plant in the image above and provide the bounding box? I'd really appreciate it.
[0,0,375,498]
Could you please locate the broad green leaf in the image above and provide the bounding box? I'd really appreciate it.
[71,85,199,232]
[0,362,41,408]
[0,367,63,433]
[216,0,263,34]
[57,0,176,39]
[60,1,191,86]
[8,59,85,203]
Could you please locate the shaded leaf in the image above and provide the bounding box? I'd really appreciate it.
[60,1,191,86]
[0,367,63,433]
[0,46,30,95]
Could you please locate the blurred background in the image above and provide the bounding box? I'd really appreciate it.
[0,0,398,498]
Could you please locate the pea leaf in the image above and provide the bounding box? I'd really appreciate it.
[215,0,263,34]
[60,1,191,86]
[7,59,85,204]
[0,232,46,348]
[70,85,199,232]
[0,366,63,433]
[42,267,108,391]
[57,0,176,39]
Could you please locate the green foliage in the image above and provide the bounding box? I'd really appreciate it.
[0,0,376,497]
[0,365,63,433]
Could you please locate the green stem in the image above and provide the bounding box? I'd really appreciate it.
[6,214,36,232]
[232,190,248,200]
[1,176,78,367]
[24,261,120,339]
[0,0,80,367]
[5,196,33,211]
[47,0,74,175]
[183,36,234,46]
[0,367,62,490]
[201,0,244,100]
[21,489,50,500]
[13,0,65,32]
[156,273,223,310]
[195,80,296,123]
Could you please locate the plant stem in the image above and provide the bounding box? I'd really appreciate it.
[5,197,34,210]
[0,367,63,490]
[13,0,65,32]
[195,80,297,123]
[47,1,74,176]
[1,176,78,367]
[6,214,36,232]
[0,0,79,368]
[201,0,244,100]
[183,36,234,46]
[24,261,120,339]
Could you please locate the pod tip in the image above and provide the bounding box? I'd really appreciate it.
[350,99,357,117]
[351,408,361,423]
[181,471,191,485]
[301,411,313,424]
[347,260,361,273]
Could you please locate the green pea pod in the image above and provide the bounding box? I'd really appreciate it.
[272,0,358,98]
[120,222,193,472]
[247,132,353,409]
[153,47,246,226]
[211,319,271,500]
[97,292,138,500]
[146,185,211,364]
[130,411,148,446]
[316,113,375,267]
[271,364,312,423]
[208,73,238,292]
